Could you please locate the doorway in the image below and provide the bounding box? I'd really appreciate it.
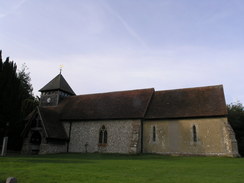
[30,131,42,154]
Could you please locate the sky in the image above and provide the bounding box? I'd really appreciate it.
[1,0,244,104]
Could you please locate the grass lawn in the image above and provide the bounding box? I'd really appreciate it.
[0,153,244,183]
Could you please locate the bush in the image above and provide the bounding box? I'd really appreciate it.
[227,102,244,156]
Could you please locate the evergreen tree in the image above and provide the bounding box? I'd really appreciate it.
[0,50,38,150]
[227,102,244,156]
[18,64,38,118]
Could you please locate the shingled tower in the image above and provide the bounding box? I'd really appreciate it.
[39,73,75,106]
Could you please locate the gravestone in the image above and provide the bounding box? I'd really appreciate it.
[1,137,8,156]
[6,177,17,183]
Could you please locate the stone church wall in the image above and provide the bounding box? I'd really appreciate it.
[21,129,67,155]
[21,138,32,154]
[63,120,141,154]
[39,143,67,154]
[143,117,239,157]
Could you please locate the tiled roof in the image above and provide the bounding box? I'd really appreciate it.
[145,85,227,119]
[59,88,155,120]
[38,107,68,140]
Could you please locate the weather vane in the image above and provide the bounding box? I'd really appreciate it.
[59,65,63,74]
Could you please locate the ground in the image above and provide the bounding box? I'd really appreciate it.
[0,153,244,183]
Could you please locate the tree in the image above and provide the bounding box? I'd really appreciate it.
[227,102,244,156]
[18,64,39,118]
[0,50,38,151]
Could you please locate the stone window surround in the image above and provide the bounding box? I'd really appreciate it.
[192,124,197,143]
[152,126,156,142]
[98,125,108,146]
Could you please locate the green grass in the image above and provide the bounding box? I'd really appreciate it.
[0,153,244,183]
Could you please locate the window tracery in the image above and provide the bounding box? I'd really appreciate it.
[99,125,107,145]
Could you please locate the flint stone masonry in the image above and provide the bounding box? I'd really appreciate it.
[222,121,239,156]
[21,129,67,155]
[21,140,32,154]
[21,129,45,154]
[64,120,141,154]
[39,143,67,154]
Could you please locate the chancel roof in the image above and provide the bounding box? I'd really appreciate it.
[145,85,227,119]
[39,74,75,95]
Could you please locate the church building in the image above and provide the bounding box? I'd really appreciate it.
[21,73,239,157]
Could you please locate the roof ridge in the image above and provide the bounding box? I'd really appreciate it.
[155,85,223,93]
[71,88,155,98]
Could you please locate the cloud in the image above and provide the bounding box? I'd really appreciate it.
[103,2,148,48]
[4,0,243,105]
[22,46,244,106]
[0,0,28,18]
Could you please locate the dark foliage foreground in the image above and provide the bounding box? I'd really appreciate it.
[0,50,38,150]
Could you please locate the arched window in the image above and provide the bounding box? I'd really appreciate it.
[193,125,197,142]
[152,126,156,142]
[99,125,107,144]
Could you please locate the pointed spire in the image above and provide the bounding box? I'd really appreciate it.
[39,73,75,95]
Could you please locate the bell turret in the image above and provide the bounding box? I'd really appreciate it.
[39,73,75,106]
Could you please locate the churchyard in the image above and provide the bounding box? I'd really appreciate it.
[0,153,244,183]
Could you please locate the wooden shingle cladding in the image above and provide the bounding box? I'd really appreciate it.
[145,85,227,119]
